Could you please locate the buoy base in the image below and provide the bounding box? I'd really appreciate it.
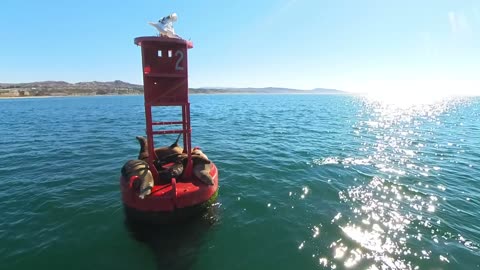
[123,190,218,224]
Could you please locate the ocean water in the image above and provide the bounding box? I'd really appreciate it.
[1,94,480,270]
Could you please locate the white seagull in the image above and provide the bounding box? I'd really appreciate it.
[148,13,181,38]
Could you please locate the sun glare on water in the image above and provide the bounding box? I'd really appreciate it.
[365,92,451,107]
[304,92,476,269]
[352,79,479,106]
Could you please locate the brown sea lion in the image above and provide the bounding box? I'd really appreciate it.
[156,147,214,185]
[121,159,154,199]
[136,134,184,164]
[136,134,188,182]
[156,156,187,182]
[191,147,214,186]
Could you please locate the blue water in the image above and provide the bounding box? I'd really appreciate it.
[1,94,479,270]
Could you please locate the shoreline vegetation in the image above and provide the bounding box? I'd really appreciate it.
[0,80,348,98]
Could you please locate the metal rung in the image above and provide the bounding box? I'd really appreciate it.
[152,129,191,135]
[152,121,184,125]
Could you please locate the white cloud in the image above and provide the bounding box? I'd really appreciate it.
[448,12,458,33]
[448,11,472,35]
[420,32,438,58]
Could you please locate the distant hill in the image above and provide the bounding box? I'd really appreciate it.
[0,80,143,97]
[0,81,348,97]
[189,87,348,95]
[310,88,348,95]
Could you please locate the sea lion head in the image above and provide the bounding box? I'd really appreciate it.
[192,146,209,161]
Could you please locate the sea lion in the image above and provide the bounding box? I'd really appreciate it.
[169,162,185,178]
[156,157,187,182]
[157,147,214,185]
[191,147,214,186]
[121,159,154,199]
[136,134,188,182]
[134,137,214,185]
[136,134,184,164]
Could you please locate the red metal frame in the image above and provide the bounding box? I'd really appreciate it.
[122,36,218,219]
[134,36,194,189]
[120,163,218,212]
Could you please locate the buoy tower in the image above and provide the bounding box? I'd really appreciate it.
[134,36,194,180]
[120,37,218,224]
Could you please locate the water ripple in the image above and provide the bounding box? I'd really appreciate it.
[1,95,480,269]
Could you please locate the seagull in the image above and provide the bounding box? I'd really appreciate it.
[148,13,181,38]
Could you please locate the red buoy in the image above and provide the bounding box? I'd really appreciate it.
[120,36,219,224]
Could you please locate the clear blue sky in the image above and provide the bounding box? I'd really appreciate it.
[1,0,479,94]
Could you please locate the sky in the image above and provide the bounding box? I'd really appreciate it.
[0,0,479,95]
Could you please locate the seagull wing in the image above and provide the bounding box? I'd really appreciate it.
[148,22,165,34]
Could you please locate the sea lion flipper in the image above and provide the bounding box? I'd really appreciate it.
[169,133,182,148]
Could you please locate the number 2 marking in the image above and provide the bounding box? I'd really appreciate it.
[175,50,184,71]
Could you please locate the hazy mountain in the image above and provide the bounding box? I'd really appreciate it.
[189,87,348,95]
[310,88,347,94]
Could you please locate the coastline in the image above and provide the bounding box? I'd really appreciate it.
[0,81,348,97]
[0,94,144,99]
